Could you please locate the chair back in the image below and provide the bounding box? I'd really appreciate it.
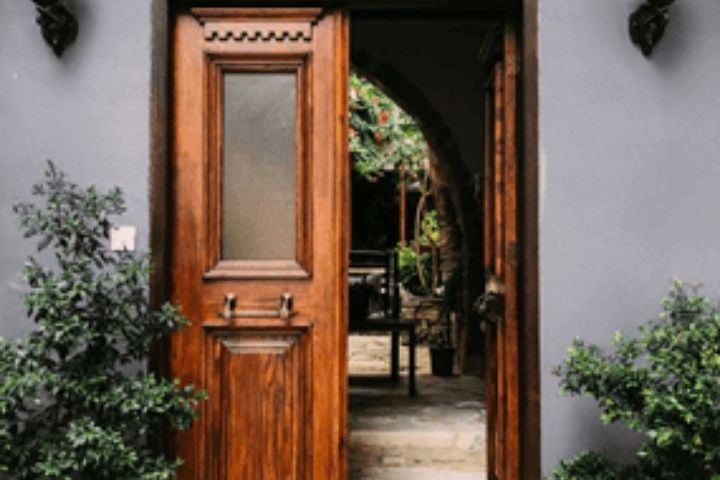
[349,249,400,321]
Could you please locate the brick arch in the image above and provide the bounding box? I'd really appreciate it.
[351,48,485,366]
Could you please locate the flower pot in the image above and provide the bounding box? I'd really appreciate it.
[430,347,455,376]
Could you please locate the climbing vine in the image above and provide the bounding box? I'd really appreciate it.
[29,0,78,57]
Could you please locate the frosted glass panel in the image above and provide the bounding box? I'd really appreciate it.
[222,73,296,260]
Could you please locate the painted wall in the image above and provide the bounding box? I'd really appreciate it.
[0,1,157,339]
[539,0,720,473]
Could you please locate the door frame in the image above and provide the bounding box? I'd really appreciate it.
[150,1,539,478]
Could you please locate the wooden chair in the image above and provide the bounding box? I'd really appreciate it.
[348,249,417,396]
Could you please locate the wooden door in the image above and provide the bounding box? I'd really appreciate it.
[482,19,520,480]
[170,8,349,480]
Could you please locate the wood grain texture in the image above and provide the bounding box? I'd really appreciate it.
[482,17,521,480]
[520,0,541,476]
[482,79,498,480]
[204,327,310,479]
[501,19,521,480]
[170,8,348,479]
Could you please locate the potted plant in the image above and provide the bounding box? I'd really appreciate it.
[396,242,432,297]
[428,266,462,376]
[428,310,455,376]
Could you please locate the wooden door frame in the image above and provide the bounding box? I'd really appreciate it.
[151,1,539,478]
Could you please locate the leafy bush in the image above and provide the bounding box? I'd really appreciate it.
[418,209,441,248]
[349,73,428,180]
[551,281,720,480]
[551,451,640,480]
[396,242,431,296]
[0,162,204,479]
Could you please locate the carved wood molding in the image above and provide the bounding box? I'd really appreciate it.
[219,333,299,355]
[203,22,314,43]
[192,8,323,43]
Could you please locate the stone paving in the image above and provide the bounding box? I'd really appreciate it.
[349,335,487,480]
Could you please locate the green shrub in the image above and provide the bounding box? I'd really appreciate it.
[396,242,431,296]
[552,451,628,480]
[0,162,204,479]
[550,281,720,480]
[349,73,428,180]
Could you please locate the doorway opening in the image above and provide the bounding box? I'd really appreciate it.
[347,13,507,479]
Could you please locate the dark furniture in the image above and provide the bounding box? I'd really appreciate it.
[348,249,417,396]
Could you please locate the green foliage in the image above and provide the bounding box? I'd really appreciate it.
[396,242,431,297]
[551,451,638,480]
[349,73,428,180]
[418,209,440,248]
[551,281,720,480]
[0,162,204,479]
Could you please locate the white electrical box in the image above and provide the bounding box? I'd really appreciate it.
[110,225,137,252]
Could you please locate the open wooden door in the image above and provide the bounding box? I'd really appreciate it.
[483,18,520,480]
[170,8,349,479]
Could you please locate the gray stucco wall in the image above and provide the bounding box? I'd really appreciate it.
[539,0,720,473]
[0,1,155,339]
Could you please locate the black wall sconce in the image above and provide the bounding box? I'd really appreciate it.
[629,0,676,56]
[31,0,78,57]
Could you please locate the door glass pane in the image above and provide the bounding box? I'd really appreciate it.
[222,72,296,261]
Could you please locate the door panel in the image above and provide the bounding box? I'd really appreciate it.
[483,19,520,480]
[205,327,311,479]
[171,8,348,480]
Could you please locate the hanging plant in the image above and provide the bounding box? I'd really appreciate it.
[629,0,675,57]
[30,0,78,57]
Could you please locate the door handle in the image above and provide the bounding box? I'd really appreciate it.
[474,292,504,324]
[219,292,295,321]
[474,275,505,325]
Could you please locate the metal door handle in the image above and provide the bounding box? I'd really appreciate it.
[219,292,295,321]
[278,292,294,321]
[474,275,505,325]
[474,292,504,324]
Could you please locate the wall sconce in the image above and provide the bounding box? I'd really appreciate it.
[31,0,78,57]
[629,0,675,56]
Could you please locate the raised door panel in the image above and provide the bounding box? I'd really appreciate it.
[205,328,311,479]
